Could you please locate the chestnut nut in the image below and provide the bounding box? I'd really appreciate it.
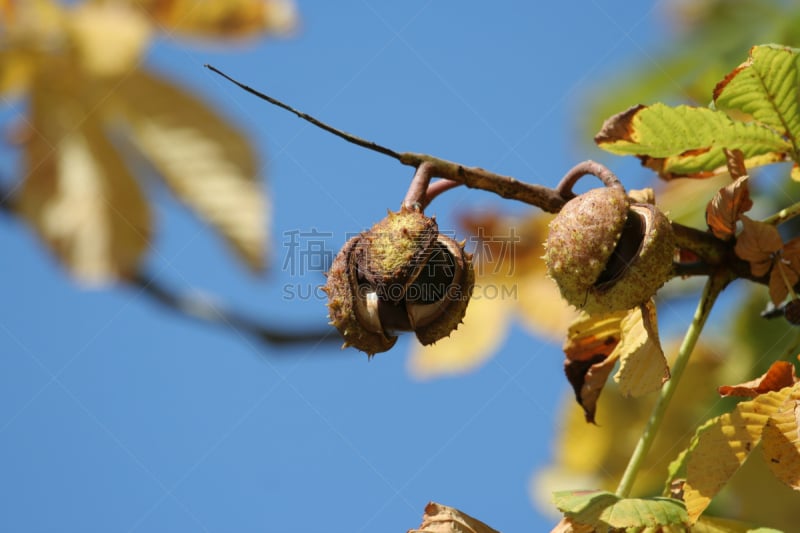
[544,186,675,314]
[324,208,474,356]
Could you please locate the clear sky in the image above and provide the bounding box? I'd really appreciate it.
[1,2,674,531]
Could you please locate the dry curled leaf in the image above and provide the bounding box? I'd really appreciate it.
[706,175,752,240]
[407,502,499,533]
[723,148,748,180]
[561,302,668,422]
[734,216,783,277]
[719,360,798,397]
[563,311,626,423]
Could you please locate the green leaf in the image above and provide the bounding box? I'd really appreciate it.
[553,490,689,532]
[595,103,790,179]
[713,45,800,158]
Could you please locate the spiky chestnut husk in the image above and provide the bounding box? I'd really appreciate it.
[414,236,475,345]
[544,186,675,314]
[358,209,438,302]
[325,235,397,355]
[324,208,474,356]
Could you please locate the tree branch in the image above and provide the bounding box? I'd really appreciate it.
[205,64,571,213]
[129,271,340,348]
[0,181,15,216]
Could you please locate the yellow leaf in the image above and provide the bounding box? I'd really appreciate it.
[111,70,267,271]
[19,73,151,285]
[761,383,800,490]
[408,502,499,533]
[408,288,511,379]
[516,274,579,343]
[0,48,35,96]
[562,310,627,423]
[792,163,800,182]
[613,301,670,398]
[563,310,626,362]
[131,0,297,38]
[683,387,792,523]
[67,3,152,77]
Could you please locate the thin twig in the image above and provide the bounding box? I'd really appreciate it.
[205,64,571,213]
[763,199,800,226]
[0,181,15,215]
[205,64,403,161]
[129,271,339,348]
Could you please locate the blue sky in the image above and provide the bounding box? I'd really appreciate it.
[0,2,677,531]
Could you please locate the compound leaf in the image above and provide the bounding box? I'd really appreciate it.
[761,383,800,490]
[113,70,268,272]
[683,388,793,523]
[553,490,689,532]
[595,103,790,179]
[19,70,151,285]
[713,45,800,159]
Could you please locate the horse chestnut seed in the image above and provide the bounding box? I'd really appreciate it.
[544,186,675,314]
[324,208,474,356]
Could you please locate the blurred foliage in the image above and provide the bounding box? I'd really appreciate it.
[580,0,800,145]
[0,0,297,284]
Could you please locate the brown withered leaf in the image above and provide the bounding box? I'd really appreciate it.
[718,360,798,397]
[734,216,782,277]
[563,311,627,423]
[769,261,799,306]
[782,236,800,279]
[407,502,500,533]
[723,148,747,180]
[706,175,752,240]
[613,301,670,398]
